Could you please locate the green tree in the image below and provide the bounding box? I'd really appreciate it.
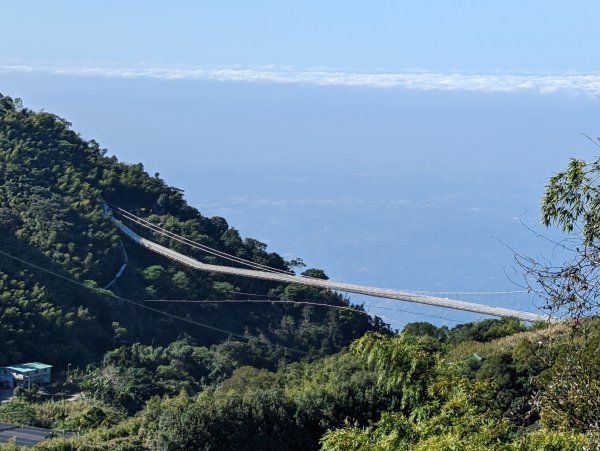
[520,156,600,320]
[515,154,600,430]
[402,322,449,342]
[351,332,438,411]
[301,268,329,280]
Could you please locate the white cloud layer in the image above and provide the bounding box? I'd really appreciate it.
[2,63,600,95]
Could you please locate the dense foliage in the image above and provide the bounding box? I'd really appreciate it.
[0,317,595,450]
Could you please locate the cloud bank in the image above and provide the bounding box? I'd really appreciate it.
[2,63,600,95]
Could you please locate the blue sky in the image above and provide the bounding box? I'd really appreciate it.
[3,1,600,73]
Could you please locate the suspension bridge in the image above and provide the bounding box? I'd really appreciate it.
[107,205,549,323]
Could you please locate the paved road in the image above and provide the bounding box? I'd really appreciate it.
[0,423,51,447]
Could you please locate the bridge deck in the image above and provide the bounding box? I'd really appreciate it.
[115,220,548,322]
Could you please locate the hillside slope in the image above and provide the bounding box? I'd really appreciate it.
[0,94,383,367]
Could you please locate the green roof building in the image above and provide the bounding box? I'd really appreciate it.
[1,362,52,388]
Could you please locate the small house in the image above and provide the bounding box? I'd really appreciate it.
[3,363,52,388]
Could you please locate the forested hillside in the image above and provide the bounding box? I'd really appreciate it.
[0,93,382,368]
[1,316,597,450]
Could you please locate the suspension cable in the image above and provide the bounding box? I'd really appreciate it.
[107,203,296,276]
